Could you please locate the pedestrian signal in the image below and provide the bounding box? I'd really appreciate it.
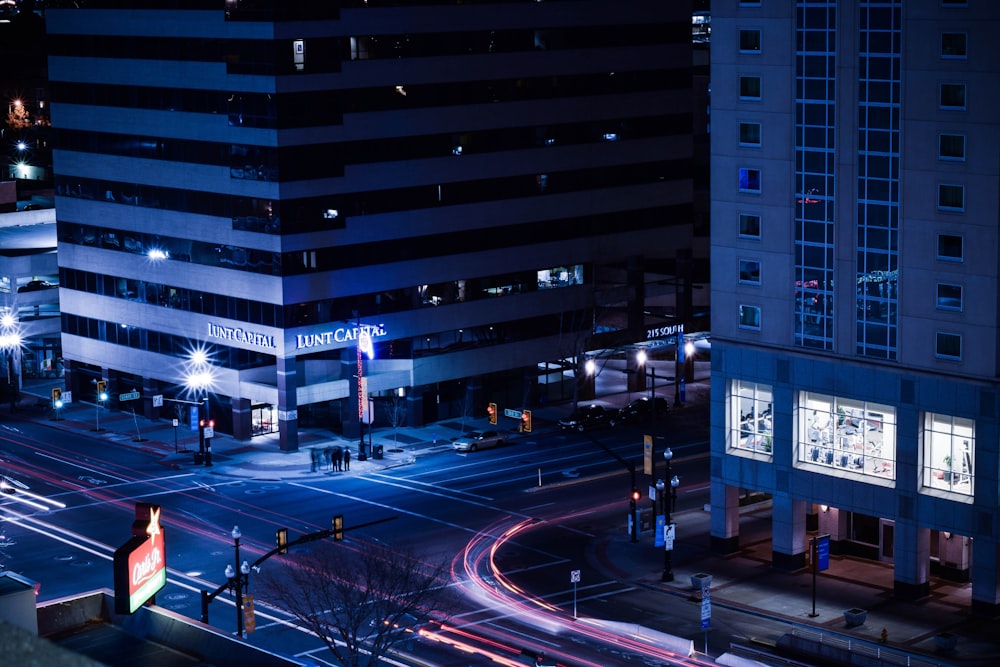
[521,409,532,432]
[488,402,497,425]
[276,528,288,554]
[51,387,62,402]
[332,514,344,541]
[96,380,107,401]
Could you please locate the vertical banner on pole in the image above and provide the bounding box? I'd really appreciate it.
[643,434,653,475]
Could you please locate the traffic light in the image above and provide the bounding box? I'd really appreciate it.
[276,528,288,555]
[332,514,344,541]
[631,488,641,503]
[521,409,532,433]
[488,402,497,425]
[96,380,107,402]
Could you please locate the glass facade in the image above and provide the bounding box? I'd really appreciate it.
[922,413,974,498]
[793,0,836,349]
[797,392,896,482]
[730,380,774,455]
[855,0,901,359]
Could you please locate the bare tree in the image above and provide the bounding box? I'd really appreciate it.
[383,394,407,443]
[258,540,449,667]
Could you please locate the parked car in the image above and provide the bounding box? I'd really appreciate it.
[453,430,508,452]
[617,396,671,425]
[559,404,616,432]
[17,280,57,293]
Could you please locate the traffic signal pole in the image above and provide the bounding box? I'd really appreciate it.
[200,515,396,628]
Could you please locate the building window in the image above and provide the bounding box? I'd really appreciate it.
[739,168,761,193]
[739,29,762,53]
[739,122,761,146]
[739,213,761,238]
[739,0,762,6]
[941,33,967,58]
[938,184,964,211]
[739,76,761,100]
[937,234,963,261]
[730,380,773,455]
[936,283,962,311]
[797,392,896,482]
[940,83,967,109]
[923,413,974,497]
[738,304,760,330]
[936,332,962,359]
[739,259,761,285]
[939,134,966,161]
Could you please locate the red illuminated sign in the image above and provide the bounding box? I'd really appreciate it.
[114,504,166,614]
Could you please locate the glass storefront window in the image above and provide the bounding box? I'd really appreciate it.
[797,392,896,481]
[730,380,773,455]
[922,413,974,497]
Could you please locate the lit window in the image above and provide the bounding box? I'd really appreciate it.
[739,76,761,100]
[939,134,965,161]
[739,213,761,238]
[937,234,963,261]
[730,380,773,455]
[739,168,761,193]
[941,33,967,58]
[936,283,962,311]
[739,259,761,285]
[936,332,962,359]
[739,122,761,146]
[738,304,760,330]
[938,184,964,211]
[739,29,761,53]
[922,413,974,497]
[797,392,896,482]
[940,83,966,109]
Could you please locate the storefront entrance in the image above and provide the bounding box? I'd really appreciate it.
[252,404,277,437]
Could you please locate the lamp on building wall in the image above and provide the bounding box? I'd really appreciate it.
[0,309,22,411]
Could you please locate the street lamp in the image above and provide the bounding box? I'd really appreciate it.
[184,346,216,467]
[0,309,22,412]
[662,448,680,582]
[226,525,251,638]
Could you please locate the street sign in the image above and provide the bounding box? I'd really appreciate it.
[503,408,521,419]
[119,391,140,401]
[62,391,73,404]
[701,585,711,627]
[664,522,676,550]
[153,394,163,408]
[204,425,215,439]
[570,569,580,583]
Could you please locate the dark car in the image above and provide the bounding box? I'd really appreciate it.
[617,396,671,425]
[559,404,615,432]
[17,280,57,293]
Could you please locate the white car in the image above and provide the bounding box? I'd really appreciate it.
[452,430,507,452]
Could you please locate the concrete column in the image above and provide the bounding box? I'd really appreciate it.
[141,377,159,420]
[231,396,252,441]
[405,390,424,428]
[970,537,1000,616]
[893,520,931,601]
[771,496,808,571]
[710,482,741,555]
[276,356,298,452]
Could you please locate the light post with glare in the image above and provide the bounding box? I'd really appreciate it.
[662,448,680,582]
[0,309,22,412]
[226,525,251,638]
[184,347,216,467]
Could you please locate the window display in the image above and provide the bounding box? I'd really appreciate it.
[798,392,895,481]
[731,380,773,455]
[923,413,973,497]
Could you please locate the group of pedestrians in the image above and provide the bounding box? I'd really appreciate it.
[310,445,351,473]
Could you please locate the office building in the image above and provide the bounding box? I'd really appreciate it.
[710,0,1000,613]
[47,1,696,452]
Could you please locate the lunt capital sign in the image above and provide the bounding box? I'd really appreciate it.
[296,323,388,350]
[113,503,166,614]
[207,322,276,349]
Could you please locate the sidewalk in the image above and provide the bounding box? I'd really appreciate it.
[13,369,997,666]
